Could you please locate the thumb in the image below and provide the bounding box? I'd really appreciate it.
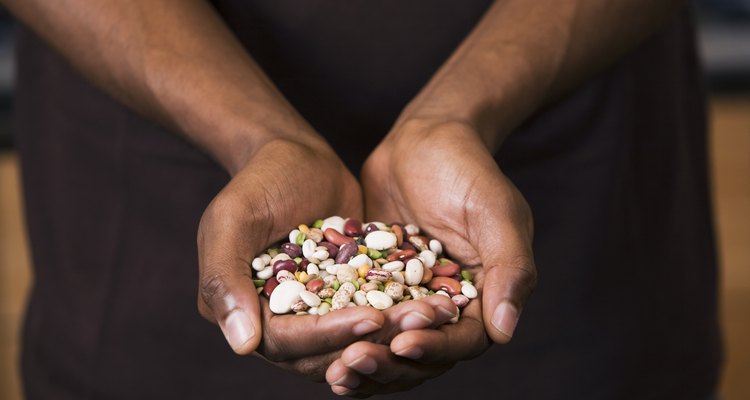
[196,195,266,355]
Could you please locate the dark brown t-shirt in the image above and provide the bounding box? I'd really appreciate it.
[15,1,720,399]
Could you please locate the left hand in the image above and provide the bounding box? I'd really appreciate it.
[325,118,538,396]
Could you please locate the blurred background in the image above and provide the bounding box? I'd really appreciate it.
[0,2,748,399]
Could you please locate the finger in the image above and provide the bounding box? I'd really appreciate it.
[472,177,538,344]
[419,294,460,327]
[362,298,436,345]
[390,299,489,363]
[330,342,449,395]
[260,299,384,361]
[198,264,261,355]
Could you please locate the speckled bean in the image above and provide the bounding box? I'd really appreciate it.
[360,281,379,292]
[384,282,405,301]
[408,286,428,300]
[317,287,336,298]
[427,277,463,296]
[276,269,296,283]
[332,282,356,310]
[366,269,392,282]
[452,294,470,308]
[408,235,429,251]
[336,264,359,283]
[291,300,309,313]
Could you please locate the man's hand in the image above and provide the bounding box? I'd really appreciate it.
[196,136,458,380]
[326,119,537,395]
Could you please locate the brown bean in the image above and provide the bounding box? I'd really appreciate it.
[391,224,404,247]
[335,242,358,264]
[420,267,433,285]
[262,277,280,298]
[273,259,298,274]
[386,249,416,262]
[305,278,324,293]
[324,228,355,246]
[344,218,363,237]
[427,277,462,296]
[431,263,460,277]
[280,242,302,258]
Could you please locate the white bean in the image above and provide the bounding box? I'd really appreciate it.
[461,283,478,299]
[302,239,317,258]
[321,216,346,234]
[257,266,274,280]
[404,258,424,286]
[382,260,405,272]
[429,239,443,255]
[365,231,397,250]
[251,257,266,271]
[366,290,394,310]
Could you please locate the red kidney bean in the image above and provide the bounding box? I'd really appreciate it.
[335,242,358,264]
[318,241,338,258]
[364,223,379,234]
[280,242,302,258]
[427,277,462,296]
[324,228,355,246]
[386,249,416,262]
[273,259,297,275]
[305,278,324,293]
[263,277,280,298]
[344,218,363,237]
[399,242,417,252]
[431,263,460,277]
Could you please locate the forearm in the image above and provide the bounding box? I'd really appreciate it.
[397,0,684,151]
[3,0,316,174]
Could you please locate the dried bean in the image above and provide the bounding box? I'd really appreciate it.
[452,294,470,308]
[365,231,397,250]
[321,216,346,234]
[408,235,429,251]
[324,228,355,246]
[273,259,298,275]
[280,242,302,258]
[332,282,356,310]
[306,278,325,293]
[384,282,405,301]
[432,263,460,277]
[335,242,358,264]
[263,277,280,298]
[366,269,391,282]
[404,258,424,286]
[387,249,416,262]
[427,277,462,296]
[344,218,363,237]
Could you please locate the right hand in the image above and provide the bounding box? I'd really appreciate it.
[196,136,456,380]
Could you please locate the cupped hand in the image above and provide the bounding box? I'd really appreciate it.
[196,136,457,381]
[326,119,538,396]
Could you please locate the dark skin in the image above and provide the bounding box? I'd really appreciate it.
[2,0,685,395]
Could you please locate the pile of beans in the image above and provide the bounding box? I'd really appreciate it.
[251,216,477,321]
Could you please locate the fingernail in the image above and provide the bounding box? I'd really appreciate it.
[221,310,255,352]
[491,302,519,338]
[394,346,424,359]
[436,305,457,320]
[331,372,360,389]
[346,354,377,374]
[351,319,382,336]
[401,311,433,330]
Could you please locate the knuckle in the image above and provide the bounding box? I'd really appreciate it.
[199,273,231,309]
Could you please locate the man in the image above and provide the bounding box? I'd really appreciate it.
[5,0,719,398]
